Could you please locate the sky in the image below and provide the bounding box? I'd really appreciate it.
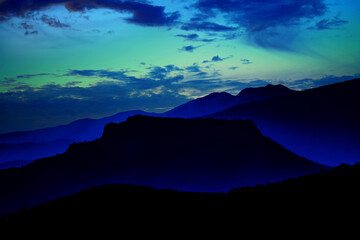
[0,0,359,133]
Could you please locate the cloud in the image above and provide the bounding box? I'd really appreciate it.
[180,45,202,52]
[191,0,336,50]
[241,59,252,64]
[181,21,236,32]
[19,22,34,30]
[193,0,327,32]
[202,55,232,64]
[24,30,38,35]
[67,68,184,90]
[15,73,53,79]
[310,17,348,30]
[176,33,215,42]
[176,33,199,40]
[0,0,179,27]
[185,65,202,73]
[41,14,71,28]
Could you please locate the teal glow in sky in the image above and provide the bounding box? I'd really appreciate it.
[0,0,359,133]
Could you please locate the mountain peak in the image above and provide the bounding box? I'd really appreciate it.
[235,84,294,103]
[206,92,233,97]
[237,84,293,96]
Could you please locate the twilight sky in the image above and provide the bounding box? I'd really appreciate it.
[0,0,359,133]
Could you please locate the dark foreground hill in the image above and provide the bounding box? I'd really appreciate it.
[1,163,359,232]
[208,79,360,166]
[0,116,325,213]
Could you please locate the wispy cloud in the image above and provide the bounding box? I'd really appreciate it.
[310,17,348,30]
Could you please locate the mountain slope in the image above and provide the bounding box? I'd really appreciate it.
[0,110,158,163]
[164,84,294,118]
[0,116,325,213]
[208,78,360,166]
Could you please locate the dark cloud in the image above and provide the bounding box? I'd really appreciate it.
[193,0,327,32]
[16,73,53,79]
[241,59,252,64]
[211,56,222,62]
[180,45,202,52]
[185,65,202,73]
[147,67,168,79]
[184,65,219,79]
[191,0,335,50]
[0,0,179,27]
[176,33,215,42]
[24,30,38,35]
[41,14,70,28]
[19,22,34,30]
[64,81,82,87]
[176,33,199,40]
[181,21,236,32]
[311,17,348,30]
[146,65,183,80]
[164,64,183,72]
[202,55,230,63]
[67,68,184,90]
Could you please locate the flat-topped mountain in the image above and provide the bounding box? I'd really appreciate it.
[0,116,325,213]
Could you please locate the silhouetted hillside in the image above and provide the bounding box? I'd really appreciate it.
[0,116,325,213]
[1,163,359,231]
[0,110,158,163]
[0,160,30,170]
[236,84,294,103]
[0,139,72,163]
[208,79,360,166]
[164,84,294,118]
[164,92,236,118]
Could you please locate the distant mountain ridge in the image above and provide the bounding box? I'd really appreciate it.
[164,84,294,118]
[0,116,325,213]
[0,110,159,163]
[208,78,360,166]
[0,84,294,165]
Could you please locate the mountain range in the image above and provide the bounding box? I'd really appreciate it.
[1,79,359,168]
[0,116,325,213]
[164,84,294,118]
[208,78,360,166]
[0,84,293,166]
